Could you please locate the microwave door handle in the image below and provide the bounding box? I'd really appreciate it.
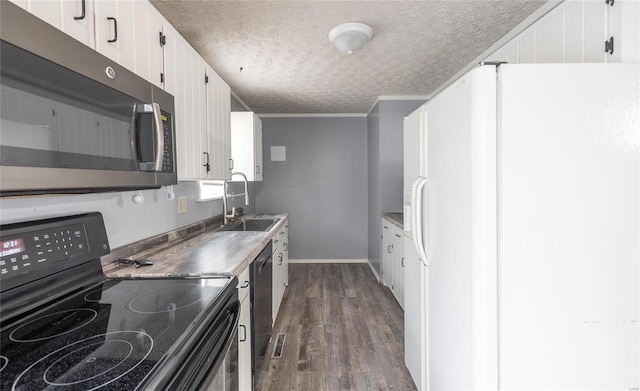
[131,108,140,165]
[152,103,164,172]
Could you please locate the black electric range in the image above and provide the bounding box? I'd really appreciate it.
[0,213,239,391]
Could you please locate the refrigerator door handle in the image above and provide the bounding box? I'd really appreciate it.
[411,177,429,266]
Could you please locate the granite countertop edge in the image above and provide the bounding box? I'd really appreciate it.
[104,213,288,279]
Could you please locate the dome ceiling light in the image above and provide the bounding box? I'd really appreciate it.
[328,22,373,54]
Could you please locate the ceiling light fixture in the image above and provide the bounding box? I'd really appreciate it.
[328,22,373,54]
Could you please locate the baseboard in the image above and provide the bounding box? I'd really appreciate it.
[367,260,381,282]
[288,259,368,264]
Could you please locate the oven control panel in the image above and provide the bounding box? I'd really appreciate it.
[0,212,110,292]
[1,223,90,277]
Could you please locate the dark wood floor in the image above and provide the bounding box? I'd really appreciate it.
[256,263,417,391]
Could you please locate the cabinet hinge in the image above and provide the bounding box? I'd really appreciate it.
[159,32,166,46]
[205,74,209,84]
[605,0,614,5]
[605,36,614,55]
[160,73,165,84]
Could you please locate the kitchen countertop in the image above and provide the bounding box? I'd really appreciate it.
[381,212,403,229]
[104,213,288,279]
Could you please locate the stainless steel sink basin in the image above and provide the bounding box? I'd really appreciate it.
[220,218,279,232]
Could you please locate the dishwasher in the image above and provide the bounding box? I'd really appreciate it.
[250,241,272,386]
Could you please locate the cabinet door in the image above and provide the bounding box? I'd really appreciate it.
[132,0,164,88]
[94,0,135,72]
[238,293,252,391]
[393,228,405,309]
[60,0,95,48]
[231,112,262,181]
[25,0,62,31]
[174,45,208,180]
[254,115,263,181]
[207,69,232,180]
[273,248,284,325]
[381,220,393,287]
[283,225,289,287]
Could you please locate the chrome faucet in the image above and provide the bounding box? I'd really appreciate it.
[222,172,250,225]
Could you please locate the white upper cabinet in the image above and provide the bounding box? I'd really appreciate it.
[230,112,263,182]
[169,38,231,181]
[10,0,167,88]
[206,68,232,180]
[93,0,135,72]
[132,0,165,89]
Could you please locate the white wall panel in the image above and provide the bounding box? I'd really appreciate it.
[583,0,606,62]
[620,0,640,62]
[518,32,537,63]
[484,0,637,66]
[535,12,566,63]
[564,2,584,62]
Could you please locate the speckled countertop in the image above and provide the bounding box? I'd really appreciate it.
[104,213,288,279]
[381,212,403,229]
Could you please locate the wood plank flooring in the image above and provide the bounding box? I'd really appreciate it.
[256,263,417,391]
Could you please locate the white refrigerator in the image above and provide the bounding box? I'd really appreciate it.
[404,63,639,390]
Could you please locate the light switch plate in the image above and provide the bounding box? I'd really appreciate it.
[177,196,188,214]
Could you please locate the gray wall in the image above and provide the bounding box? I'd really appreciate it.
[231,94,250,112]
[0,180,254,249]
[367,100,426,274]
[256,117,368,260]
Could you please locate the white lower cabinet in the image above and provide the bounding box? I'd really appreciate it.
[381,217,405,308]
[237,267,252,391]
[272,222,289,326]
[393,229,405,309]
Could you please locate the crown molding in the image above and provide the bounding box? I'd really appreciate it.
[257,113,367,118]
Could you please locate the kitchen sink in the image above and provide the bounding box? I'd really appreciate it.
[220,218,279,232]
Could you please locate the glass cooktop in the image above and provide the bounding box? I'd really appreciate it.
[0,276,233,390]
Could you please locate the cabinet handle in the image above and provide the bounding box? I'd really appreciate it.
[401,257,405,267]
[256,165,261,174]
[203,152,210,173]
[107,17,118,43]
[388,244,393,253]
[383,225,389,230]
[239,324,247,342]
[278,253,283,265]
[74,0,86,20]
[395,234,401,238]
[229,158,234,170]
[241,280,250,288]
[284,242,288,251]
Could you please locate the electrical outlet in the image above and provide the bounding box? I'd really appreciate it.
[177,196,187,214]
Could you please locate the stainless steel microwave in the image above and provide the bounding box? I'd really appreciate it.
[0,2,177,196]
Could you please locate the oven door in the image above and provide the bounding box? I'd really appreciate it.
[204,321,239,391]
[186,296,240,391]
[140,290,240,391]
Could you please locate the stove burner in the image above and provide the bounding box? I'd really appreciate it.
[84,283,138,303]
[0,356,8,372]
[9,309,98,343]
[128,283,205,314]
[12,331,153,391]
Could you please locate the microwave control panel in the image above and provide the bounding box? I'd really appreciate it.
[161,112,174,173]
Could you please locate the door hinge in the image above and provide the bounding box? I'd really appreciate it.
[205,74,209,84]
[160,73,165,83]
[159,32,166,46]
[605,36,614,55]
[606,0,614,5]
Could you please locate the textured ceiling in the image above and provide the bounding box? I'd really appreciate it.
[151,1,546,114]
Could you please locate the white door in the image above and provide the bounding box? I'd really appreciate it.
[403,237,427,390]
[423,65,498,390]
[498,63,639,390]
[402,105,425,237]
